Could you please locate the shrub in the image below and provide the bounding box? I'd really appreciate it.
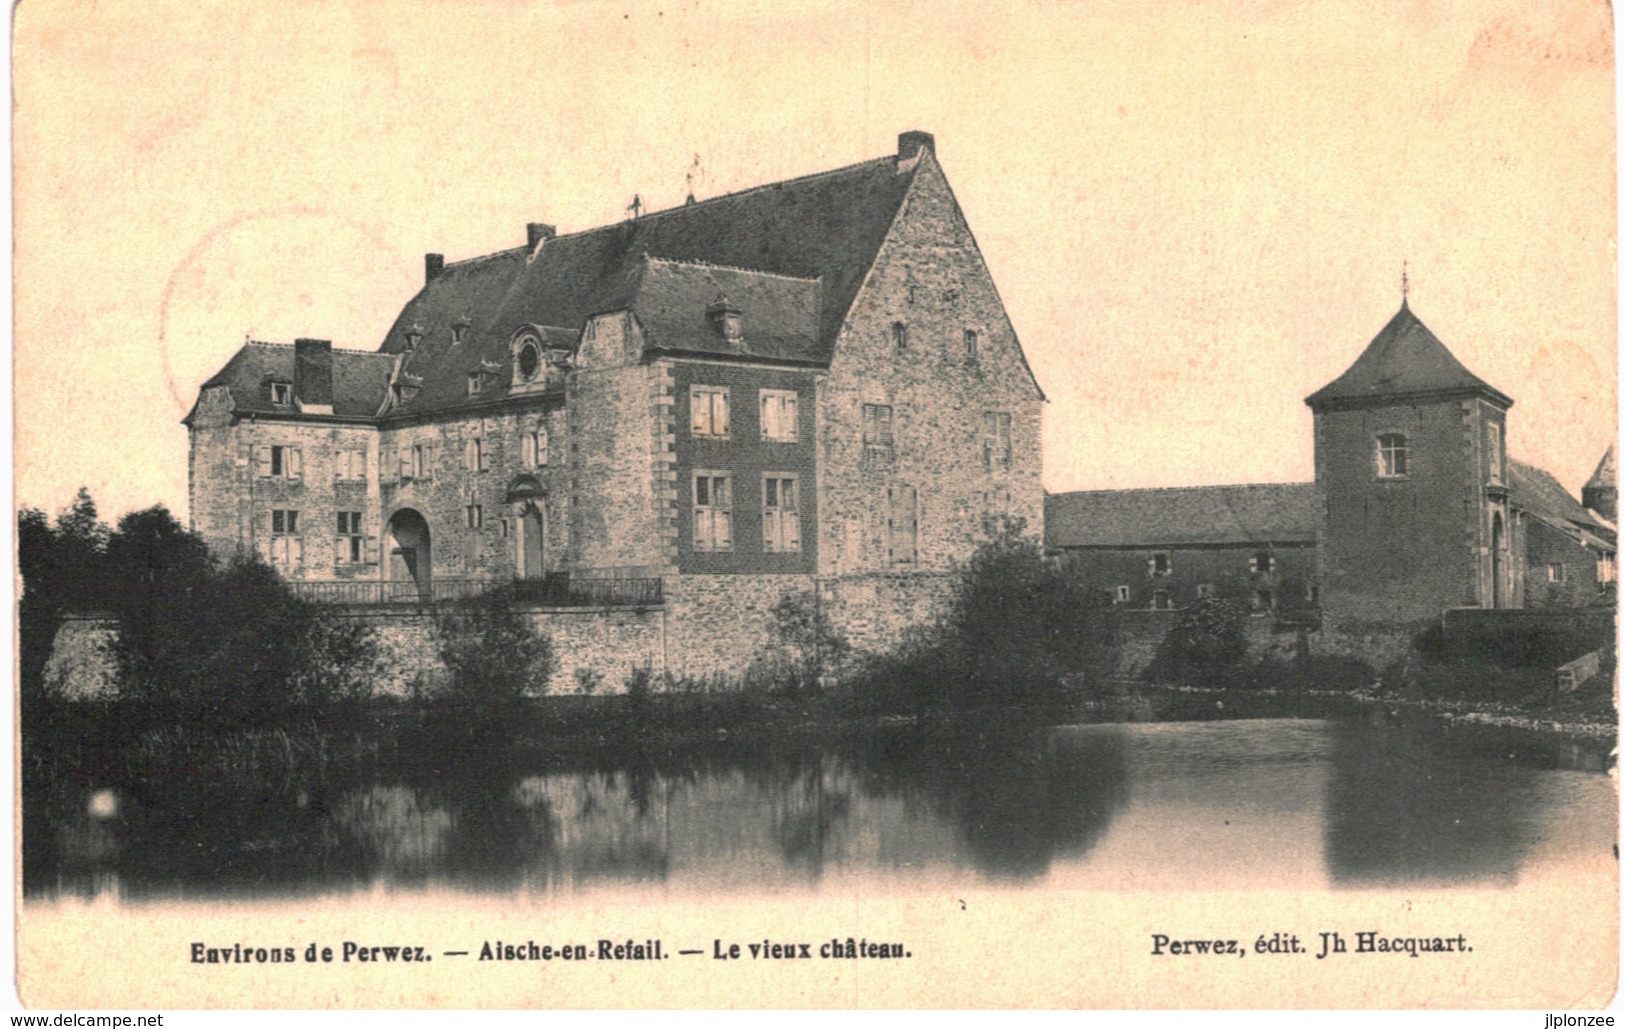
[1146,598,1250,686]
[765,592,850,696]
[432,585,554,710]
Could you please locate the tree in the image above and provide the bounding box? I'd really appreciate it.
[1147,597,1250,685]
[431,585,554,729]
[766,592,850,696]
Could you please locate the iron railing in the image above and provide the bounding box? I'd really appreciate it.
[288,576,663,608]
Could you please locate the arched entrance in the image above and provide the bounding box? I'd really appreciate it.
[386,509,432,602]
[1490,511,1505,608]
[505,475,547,581]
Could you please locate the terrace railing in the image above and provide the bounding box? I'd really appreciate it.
[288,575,663,608]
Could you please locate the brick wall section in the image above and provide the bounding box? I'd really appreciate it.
[1523,517,1609,608]
[819,153,1044,578]
[818,572,957,656]
[1315,396,1505,624]
[1053,543,1317,615]
[671,360,819,575]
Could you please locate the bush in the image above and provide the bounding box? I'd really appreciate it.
[1146,598,1250,686]
[432,585,554,710]
[763,592,850,696]
[856,523,1114,713]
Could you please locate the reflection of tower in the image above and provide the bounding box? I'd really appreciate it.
[1307,299,1514,622]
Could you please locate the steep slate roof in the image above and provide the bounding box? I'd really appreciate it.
[1509,458,1612,538]
[1045,483,1319,549]
[627,257,821,361]
[184,342,394,423]
[372,153,917,417]
[1306,302,1511,409]
[1585,445,1616,490]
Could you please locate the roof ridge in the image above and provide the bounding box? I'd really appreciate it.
[643,255,822,283]
[243,340,390,356]
[430,155,899,270]
[1049,482,1314,499]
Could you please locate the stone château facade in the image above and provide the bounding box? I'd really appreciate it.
[185,132,1045,681]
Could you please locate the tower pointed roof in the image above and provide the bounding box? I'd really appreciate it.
[1585,444,1616,490]
[1306,301,1511,410]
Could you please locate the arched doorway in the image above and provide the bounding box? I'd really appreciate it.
[505,475,547,581]
[1490,511,1505,608]
[386,509,432,602]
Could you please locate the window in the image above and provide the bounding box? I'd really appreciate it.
[465,437,488,473]
[1152,590,1172,610]
[1254,589,1274,611]
[691,386,730,438]
[693,472,732,551]
[269,509,302,568]
[887,483,918,567]
[1599,555,1616,584]
[1487,422,1504,484]
[451,321,468,345]
[516,339,541,381]
[862,403,894,464]
[1377,433,1409,478]
[258,445,303,481]
[892,322,909,349]
[983,485,1012,531]
[1250,551,1274,574]
[1547,563,1566,583]
[964,329,979,362]
[763,475,801,552]
[467,372,482,396]
[760,390,799,443]
[334,448,367,482]
[1195,583,1215,599]
[336,511,366,563]
[466,504,484,530]
[270,382,293,406]
[402,442,434,481]
[1148,552,1170,576]
[983,412,1012,471]
[523,425,549,468]
[1114,585,1131,604]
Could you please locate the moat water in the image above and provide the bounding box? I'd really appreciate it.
[22,708,1617,903]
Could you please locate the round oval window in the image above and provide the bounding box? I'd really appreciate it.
[518,341,540,379]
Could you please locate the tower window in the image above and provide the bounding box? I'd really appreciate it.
[892,322,909,349]
[964,329,979,362]
[1376,433,1409,478]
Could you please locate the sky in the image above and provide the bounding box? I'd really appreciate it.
[12,0,1617,524]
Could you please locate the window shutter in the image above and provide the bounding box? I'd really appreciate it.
[399,447,412,480]
[787,510,801,551]
[718,510,732,550]
[538,428,549,466]
[364,535,379,565]
[716,393,730,437]
[1249,556,1259,573]
[333,536,346,567]
[763,509,778,550]
[256,446,273,477]
[425,443,436,479]
[287,448,303,480]
[293,536,305,567]
[521,433,534,468]
[1148,556,1157,576]
[760,393,771,440]
[784,396,797,442]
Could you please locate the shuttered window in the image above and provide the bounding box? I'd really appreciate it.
[691,386,730,438]
[760,390,798,442]
[862,404,894,464]
[693,472,733,552]
[763,475,800,552]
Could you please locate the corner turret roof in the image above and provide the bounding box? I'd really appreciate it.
[1585,444,1616,490]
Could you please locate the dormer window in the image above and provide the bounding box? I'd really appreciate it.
[451,316,470,346]
[1377,433,1409,478]
[270,381,293,406]
[467,372,483,396]
[706,296,743,344]
[404,323,424,351]
[517,339,541,381]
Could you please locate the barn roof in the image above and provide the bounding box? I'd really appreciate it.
[1045,482,1319,549]
[1307,302,1510,410]
[1509,458,1612,539]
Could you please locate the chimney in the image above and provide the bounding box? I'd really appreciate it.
[898,130,935,160]
[706,295,743,345]
[527,223,557,249]
[425,253,444,283]
[294,338,334,413]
